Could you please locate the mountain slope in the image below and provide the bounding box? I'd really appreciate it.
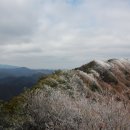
[0,66,54,100]
[76,59,130,99]
[0,59,130,130]
[0,74,42,100]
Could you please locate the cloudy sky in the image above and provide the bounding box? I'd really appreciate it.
[0,0,130,69]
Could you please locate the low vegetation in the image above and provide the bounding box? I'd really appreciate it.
[0,59,130,130]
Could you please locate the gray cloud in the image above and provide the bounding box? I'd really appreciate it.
[0,0,130,69]
[0,0,40,44]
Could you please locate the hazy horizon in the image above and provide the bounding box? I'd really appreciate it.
[0,0,130,69]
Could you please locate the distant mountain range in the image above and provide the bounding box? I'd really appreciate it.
[0,64,19,69]
[0,64,54,100]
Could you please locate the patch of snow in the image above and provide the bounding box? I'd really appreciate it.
[110,59,130,69]
[94,60,111,69]
[78,70,96,82]
[90,70,100,77]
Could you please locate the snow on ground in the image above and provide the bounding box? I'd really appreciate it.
[108,59,130,69]
[94,60,111,69]
[78,70,97,83]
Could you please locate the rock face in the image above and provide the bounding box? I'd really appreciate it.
[0,59,130,130]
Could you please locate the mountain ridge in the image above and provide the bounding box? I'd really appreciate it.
[0,64,19,69]
[0,58,130,130]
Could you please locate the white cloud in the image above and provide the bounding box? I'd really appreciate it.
[0,0,130,69]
